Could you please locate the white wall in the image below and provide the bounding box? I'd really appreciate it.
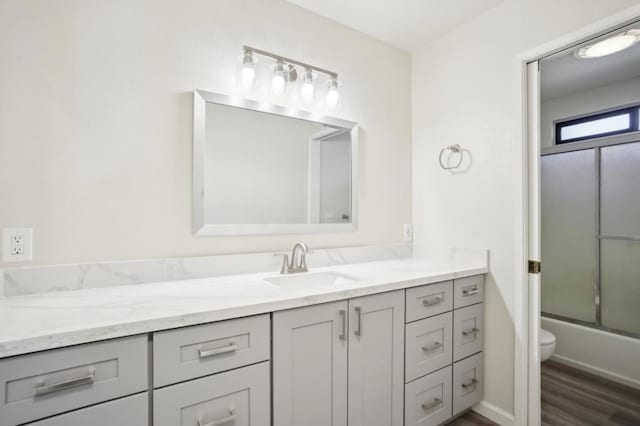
[542,317,640,390]
[412,0,640,416]
[541,75,640,147]
[0,0,412,267]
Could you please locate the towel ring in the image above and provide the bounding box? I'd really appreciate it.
[438,144,463,170]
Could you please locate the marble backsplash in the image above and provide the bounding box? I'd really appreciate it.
[1,243,414,297]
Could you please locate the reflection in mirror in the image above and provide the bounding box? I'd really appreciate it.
[193,91,358,236]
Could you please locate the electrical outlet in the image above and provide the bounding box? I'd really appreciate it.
[403,224,413,242]
[3,228,33,262]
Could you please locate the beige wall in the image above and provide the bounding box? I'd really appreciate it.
[0,0,412,267]
[412,0,640,416]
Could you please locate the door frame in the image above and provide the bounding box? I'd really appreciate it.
[513,5,640,425]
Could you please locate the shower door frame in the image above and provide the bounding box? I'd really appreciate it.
[514,5,640,425]
[541,134,640,340]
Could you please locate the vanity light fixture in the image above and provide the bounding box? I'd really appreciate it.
[576,29,640,58]
[240,45,340,106]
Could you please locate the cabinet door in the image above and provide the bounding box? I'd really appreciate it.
[348,290,404,426]
[273,301,348,426]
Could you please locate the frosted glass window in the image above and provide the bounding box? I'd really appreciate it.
[601,240,640,335]
[541,150,597,323]
[560,114,630,142]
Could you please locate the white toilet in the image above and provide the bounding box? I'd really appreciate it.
[540,328,556,361]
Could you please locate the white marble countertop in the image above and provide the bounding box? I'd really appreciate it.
[0,256,487,358]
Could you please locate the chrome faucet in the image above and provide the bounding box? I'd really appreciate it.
[276,242,310,274]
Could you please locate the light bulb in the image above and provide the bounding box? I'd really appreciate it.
[326,78,340,108]
[272,61,286,96]
[239,50,256,88]
[300,69,314,103]
[241,66,255,86]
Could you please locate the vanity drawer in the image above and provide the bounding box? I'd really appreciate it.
[405,366,452,426]
[405,312,453,382]
[453,353,484,415]
[154,361,270,426]
[406,281,453,323]
[26,393,148,426]
[154,314,270,387]
[453,275,484,308]
[453,303,484,361]
[0,335,148,426]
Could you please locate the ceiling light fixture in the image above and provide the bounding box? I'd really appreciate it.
[240,46,340,107]
[576,29,640,59]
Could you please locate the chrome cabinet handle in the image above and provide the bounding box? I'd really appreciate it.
[462,378,479,389]
[422,296,444,307]
[421,398,443,411]
[354,306,362,336]
[339,309,347,341]
[462,327,480,337]
[462,287,479,296]
[422,342,443,352]
[34,370,95,396]
[198,342,238,359]
[199,409,237,426]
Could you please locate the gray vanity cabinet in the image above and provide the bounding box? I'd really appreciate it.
[272,291,405,426]
[348,290,405,426]
[272,300,349,426]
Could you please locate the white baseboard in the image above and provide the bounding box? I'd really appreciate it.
[472,400,515,426]
[550,354,640,390]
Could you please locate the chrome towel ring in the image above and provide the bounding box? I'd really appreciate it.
[438,144,463,170]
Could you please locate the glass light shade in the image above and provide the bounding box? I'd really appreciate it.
[272,73,285,95]
[326,78,340,108]
[241,65,255,87]
[300,69,314,102]
[576,30,640,58]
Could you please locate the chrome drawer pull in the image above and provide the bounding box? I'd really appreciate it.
[339,309,347,341]
[462,287,479,296]
[462,378,479,389]
[198,342,238,359]
[34,370,95,396]
[462,327,480,337]
[199,409,237,426]
[422,296,444,307]
[354,306,362,336]
[422,342,443,352]
[421,398,443,411]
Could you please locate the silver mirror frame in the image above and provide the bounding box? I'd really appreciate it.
[193,90,359,236]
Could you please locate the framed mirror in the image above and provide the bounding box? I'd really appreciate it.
[193,90,358,236]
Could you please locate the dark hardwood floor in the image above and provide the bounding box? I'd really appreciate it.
[542,359,640,426]
[446,411,498,425]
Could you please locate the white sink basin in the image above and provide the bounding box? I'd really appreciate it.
[264,271,361,289]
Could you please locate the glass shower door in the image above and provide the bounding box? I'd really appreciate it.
[600,142,640,335]
[541,149,598,323]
